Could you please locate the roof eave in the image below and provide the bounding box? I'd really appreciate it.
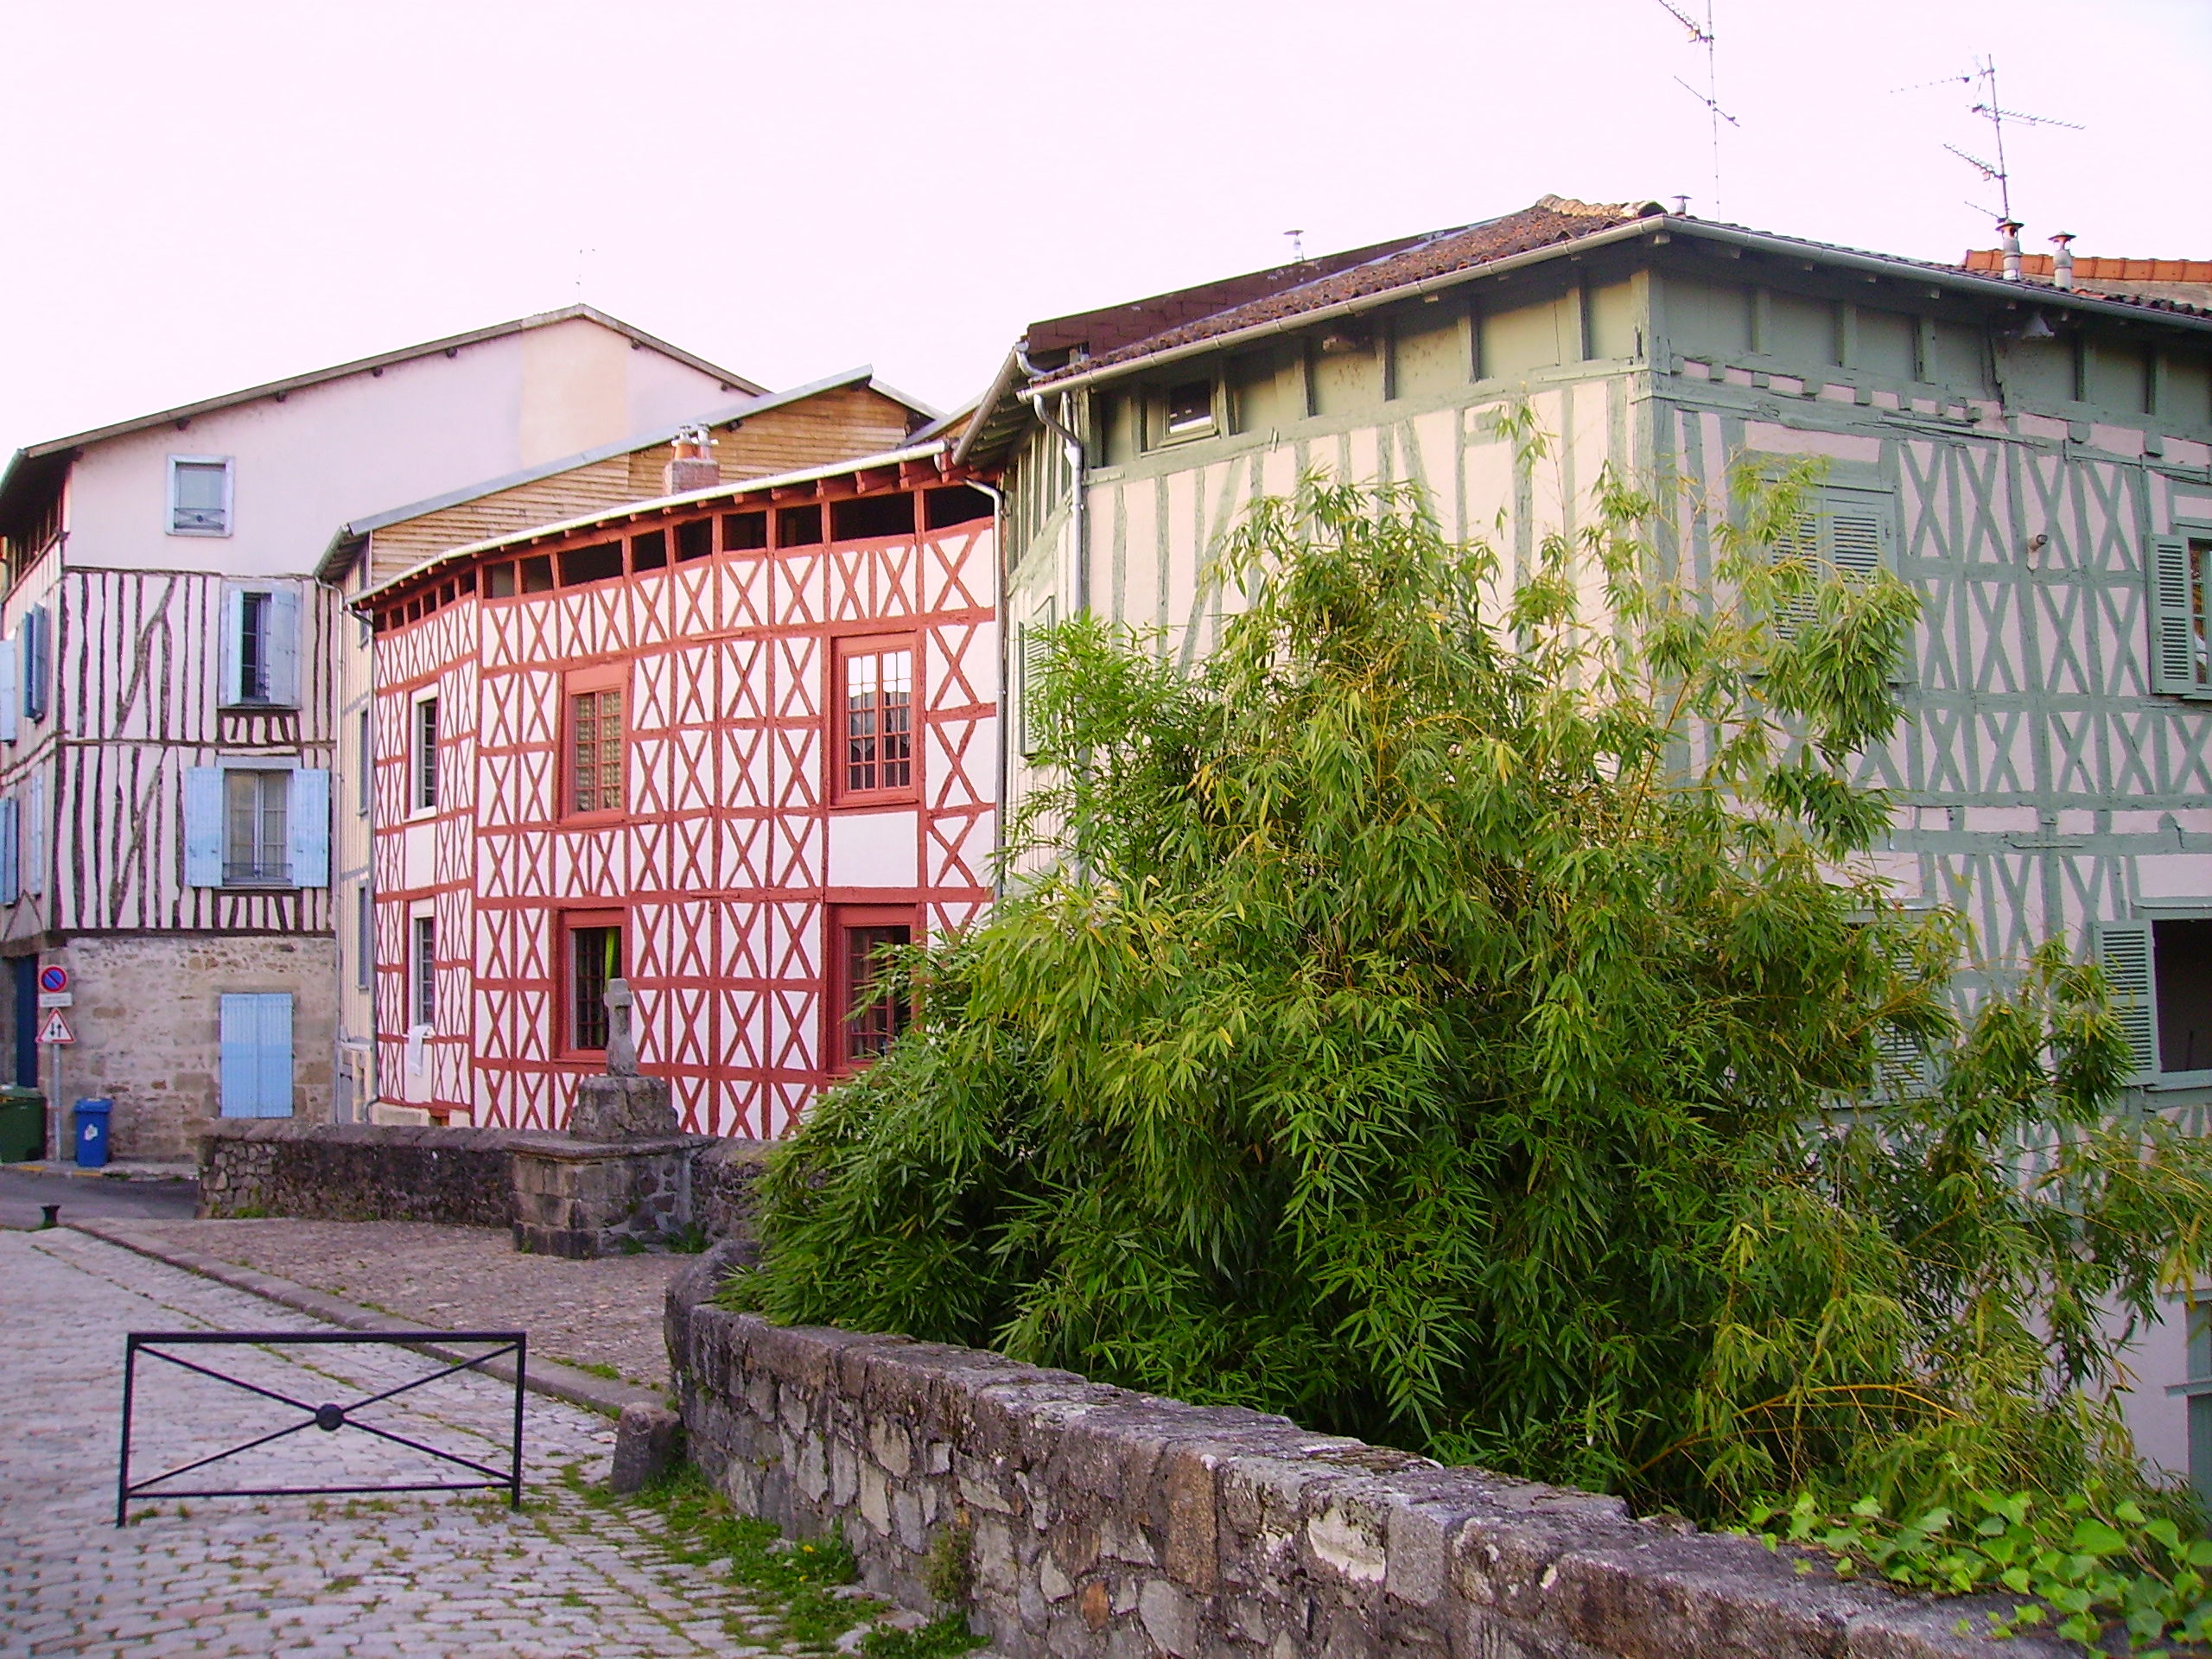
[356,438,954,606]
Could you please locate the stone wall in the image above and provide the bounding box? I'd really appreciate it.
[200,1120,519,1227]
[667,1251,2068,1659]
[48,934,339,1160]
[200,1121,773,1256]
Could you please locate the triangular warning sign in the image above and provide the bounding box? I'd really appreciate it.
[36,1009,73,1044]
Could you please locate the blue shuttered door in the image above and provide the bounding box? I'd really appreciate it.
[219,993,294,1118]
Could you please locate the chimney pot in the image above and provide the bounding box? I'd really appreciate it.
[1998,219,2024,283]
[664,423,721,495]
[2049,232,2075,289]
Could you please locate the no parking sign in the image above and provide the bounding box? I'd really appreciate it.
[37,966,66,994]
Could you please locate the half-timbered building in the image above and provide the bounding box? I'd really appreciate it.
[361,442,995,1138]
[958,194,2212,1499]
[315,368,934,1122]
[0,306,762,1157]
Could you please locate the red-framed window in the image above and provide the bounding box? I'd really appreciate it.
[563,664,626,817]
[833,634,915,802]
[560,909,625,1058]
[830,905,916,1070]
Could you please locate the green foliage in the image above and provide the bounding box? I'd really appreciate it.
[734,445,2212,1554]
[1753,1484,2212,1654]
[861,1614,986,1659]
[921,1521,975,1614]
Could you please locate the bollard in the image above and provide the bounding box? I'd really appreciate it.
[37,1203,59,1230]
[608,1402,682,1493]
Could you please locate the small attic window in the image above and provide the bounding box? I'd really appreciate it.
[722,511,767,552]
[520,556,555,594]
[1163,379,1217,439]
[675,518,714,562]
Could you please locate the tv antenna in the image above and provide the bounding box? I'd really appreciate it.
[1893,56,2082,226]
[1654,0,1737,214]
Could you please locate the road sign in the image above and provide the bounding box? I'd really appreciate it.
[36,1010,73,1045]
[37,992,71,1007]
[37,966,67,994]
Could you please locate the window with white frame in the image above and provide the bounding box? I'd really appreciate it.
[411,914,436,1027]
[224,769,291,885]
[415,697,440,811]
[220,582,300,707]
[169,456,232,536]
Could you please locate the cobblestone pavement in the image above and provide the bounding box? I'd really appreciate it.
[111,1218,681,1388]
[0,1230,809,1658]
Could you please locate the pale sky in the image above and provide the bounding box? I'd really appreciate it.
[3,0,2205,454]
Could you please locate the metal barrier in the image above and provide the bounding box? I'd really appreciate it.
[116,1330,526,1526]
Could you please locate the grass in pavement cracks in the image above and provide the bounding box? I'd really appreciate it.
[568,1459,868,1649]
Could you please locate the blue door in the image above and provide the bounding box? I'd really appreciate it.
[219,994,294,1118]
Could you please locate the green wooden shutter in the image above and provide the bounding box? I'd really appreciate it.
[1020,597,1056,756]
[2096,920,2159,1081]
[1822,486,1895,580]
[2149,537,2200,695]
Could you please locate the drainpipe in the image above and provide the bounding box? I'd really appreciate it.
[1013,348,1089,620]
[1998,219,2024,283]
[2049,232,2075,290]
[958,475,1011,902]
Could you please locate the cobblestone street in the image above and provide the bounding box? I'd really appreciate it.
[0,1230,810,1658]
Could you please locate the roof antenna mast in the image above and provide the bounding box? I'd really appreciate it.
[1895,57,2082,228]
[1654,0,1736,214]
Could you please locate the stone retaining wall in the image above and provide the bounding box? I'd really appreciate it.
[200,1122,772,1255]
[666,1249,2066,1659]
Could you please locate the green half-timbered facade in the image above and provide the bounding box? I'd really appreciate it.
[960,194,2212,1489]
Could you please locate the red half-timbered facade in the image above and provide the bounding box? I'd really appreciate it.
[364,442,996,1137]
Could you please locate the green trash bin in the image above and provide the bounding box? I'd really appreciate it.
[0,1084,46,1163]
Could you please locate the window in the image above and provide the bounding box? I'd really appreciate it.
[486,562,518,598]
[414,697,439,811]
[2099,918,2212,1080]
[185,765,327,888]
[924,486,994,530]
[411,915,436,1027]
[1163,378,1217,439]
[836,912,912,1065]
[559,541,625,587]
[2150,537,2211,697]
[1765,483,1897,641]
[630,529,668,572]
[837,639,912,797]
[569,922,621,1052]
[358,710,372,815]
[722,511,768,551]
[356,884,373,992]
[675,518,714,562]
[830,493,915,542]
[777,504,823,547]
[569,686,624,814]
[168,456,232,536]
[520,556,555,594]
[221,583,299,706]
[224,769,291,885]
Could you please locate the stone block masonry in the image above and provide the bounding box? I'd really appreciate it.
[666,1249,2072,1659]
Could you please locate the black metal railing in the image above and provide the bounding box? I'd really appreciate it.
[116,1330,526,1526]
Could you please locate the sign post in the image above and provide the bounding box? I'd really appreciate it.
[36,965,68,1162]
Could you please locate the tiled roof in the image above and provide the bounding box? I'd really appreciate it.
[1034,196,1663,383]
[1962,249,2212,284]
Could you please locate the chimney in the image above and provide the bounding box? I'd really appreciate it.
[1998,220,2024,282]
[2049,232,2075,289]
[664,423,721,495]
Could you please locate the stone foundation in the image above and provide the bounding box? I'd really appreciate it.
[666,1249,2069,1659]
[510,1134,712,1258]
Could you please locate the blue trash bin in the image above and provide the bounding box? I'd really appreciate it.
[73,1098,112,1169]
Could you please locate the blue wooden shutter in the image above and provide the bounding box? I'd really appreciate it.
[0,639,17,744]
[219,992,294,1117]
[266,587,301,708]
[2096,920,2159,1082]
[256,993,294,1116]
[19,607,48,722]
[289,767,330,887]
[184,766,224,887]
[25,769,44,896]
[0,798,19,906]
[2149,537,2199,695]
[219,586,245,705]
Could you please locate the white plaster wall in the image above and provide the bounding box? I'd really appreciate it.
[59,319,741,577]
